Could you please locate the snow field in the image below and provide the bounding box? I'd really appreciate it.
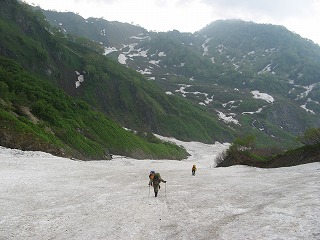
[0,139,319,240]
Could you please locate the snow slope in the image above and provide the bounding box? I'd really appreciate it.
[0,137,319,240]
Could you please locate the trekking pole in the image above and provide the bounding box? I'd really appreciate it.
[148,185,150,197]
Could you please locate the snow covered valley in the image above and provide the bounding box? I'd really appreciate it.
[0,137,319,240]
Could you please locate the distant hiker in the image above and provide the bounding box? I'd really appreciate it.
[192,164,197,176]
[149,170,166,197]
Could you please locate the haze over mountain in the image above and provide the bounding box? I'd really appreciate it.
[23,0,320,45]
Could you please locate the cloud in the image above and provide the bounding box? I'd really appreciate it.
[198,0,316,20]
[192,0,320,44]
[23,0,320,44]
[73,0,115,3]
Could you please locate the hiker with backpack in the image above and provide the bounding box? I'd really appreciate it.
[192,164,197,176]
[149,170,166,197]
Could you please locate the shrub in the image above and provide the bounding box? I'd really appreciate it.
[298,128,320,145]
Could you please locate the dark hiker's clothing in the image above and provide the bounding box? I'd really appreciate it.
[192,165,197,176]
[149,172,166,197]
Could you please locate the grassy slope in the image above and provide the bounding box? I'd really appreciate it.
[1,0,235,145]
[216,143,320,168]
[0,56,189,160]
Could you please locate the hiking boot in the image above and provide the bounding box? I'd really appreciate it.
[159,185,161,189]
[155,192,158,197]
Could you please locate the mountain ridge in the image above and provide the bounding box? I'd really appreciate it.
[1,0,320,161]
[61,15,320,149]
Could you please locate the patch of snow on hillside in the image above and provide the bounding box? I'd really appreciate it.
[127,48,148,58]
[258,63,272,75]
[165,91,173,95]
[138,49,148,58]
[149,60,161,66]
[118,54,127,64]
[122,43,137,54]
[137,68,152,74]
[202,38,212,56]
[216,110,240,125]
[175,84,191,97]
[242,105,267,115]
[104,47,118,55]
[289,87,295,94]
[158,52,166,57]
[204,95,214,105]
[296,83,318,99]
[75,71,84,88]
[175,85,213,105]
[210,57,215,63]
[301,98,317,114]
[265,48,277,53]
[130,35,151,40]
[226,55,240,70]
[217,44,227,54]
[237,40,244,49]
[310,98,320,105]
[288,79,295,84]
[301,104,315,114]
[222,100,242,109]
[251,90,274,103]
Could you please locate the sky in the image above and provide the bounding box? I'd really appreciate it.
[1,136,320,239]
[23,0,320,45]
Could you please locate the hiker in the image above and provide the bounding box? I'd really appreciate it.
[149,170,166,197]
[192,164,197,176]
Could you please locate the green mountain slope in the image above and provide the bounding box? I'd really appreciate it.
[0,0,192,159]
[41,11,320,149]
[0,56,189,160]
[216,142,320,168]
[0,0,237,159]
[41,10,148,48]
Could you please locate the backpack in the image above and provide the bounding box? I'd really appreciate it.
[153,173,161,182]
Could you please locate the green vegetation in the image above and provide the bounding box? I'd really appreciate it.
[1,0,320,161]
[39,10,320,150]
[217,128,320,168]
[0,56,188,159]
[1,0,235,148]
[297,128,320,145]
